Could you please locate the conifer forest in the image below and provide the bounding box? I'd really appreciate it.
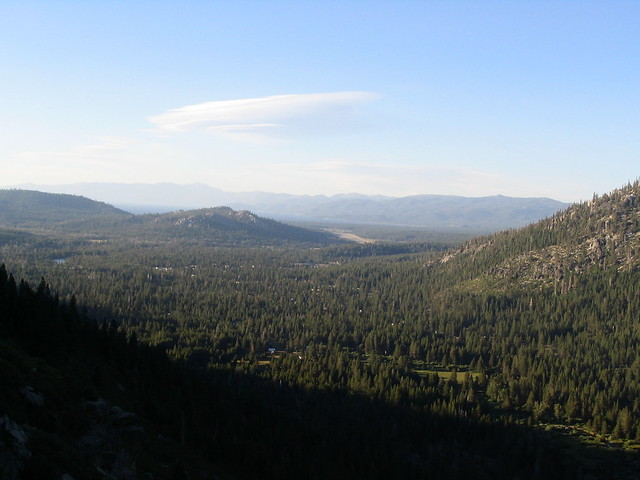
[2,182,640,479]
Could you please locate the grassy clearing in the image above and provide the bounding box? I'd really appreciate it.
[411,361,481,381]
[412,369,480,381]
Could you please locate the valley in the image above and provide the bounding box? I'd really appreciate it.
[1,183,640,479]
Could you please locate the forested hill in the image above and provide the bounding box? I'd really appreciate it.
[0,189,129,227]
[0,189,341,246]
[435,180,640,293]
[134,207,343,245]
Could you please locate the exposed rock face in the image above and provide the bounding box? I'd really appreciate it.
[431,181,640,294]
[19,385,45,407]
[0,415,31,480]
[172,208,260,229]
[0,392,145,480]
[78,399,145,480]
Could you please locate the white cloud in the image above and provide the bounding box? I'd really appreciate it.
[147,92,380,142]
[205,123,283,143]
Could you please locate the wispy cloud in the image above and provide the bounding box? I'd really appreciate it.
[147,92,380,142]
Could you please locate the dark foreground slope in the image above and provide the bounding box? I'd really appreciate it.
[2,266,636,480]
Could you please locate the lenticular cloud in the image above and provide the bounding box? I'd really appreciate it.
[147,92,379,139]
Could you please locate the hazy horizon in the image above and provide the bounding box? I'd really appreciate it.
[3,2,639,203]
[3,181,573,202]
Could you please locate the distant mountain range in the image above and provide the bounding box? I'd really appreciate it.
[0,190,341,247]
[12,183,569,233]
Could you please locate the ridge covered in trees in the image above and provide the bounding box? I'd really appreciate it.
[0,189,342,246]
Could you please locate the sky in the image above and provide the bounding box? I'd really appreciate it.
[1,1,639,202]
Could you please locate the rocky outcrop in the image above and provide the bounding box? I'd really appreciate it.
[19,385,45,407]
[78,399,145,480]
[0,415,31,480]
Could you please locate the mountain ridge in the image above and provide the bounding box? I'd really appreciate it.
[435,180,640,295]
[11,182,568,232]
[0,189,129,225]
[0,190,341,247]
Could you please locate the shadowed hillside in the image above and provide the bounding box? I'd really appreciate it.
[2,265,637,479]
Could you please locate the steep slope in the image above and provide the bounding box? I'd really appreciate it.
[407,180,640,452]
[436,180,640,293]
[0,269,230,480]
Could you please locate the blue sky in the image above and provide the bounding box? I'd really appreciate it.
[2,1,639,202]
